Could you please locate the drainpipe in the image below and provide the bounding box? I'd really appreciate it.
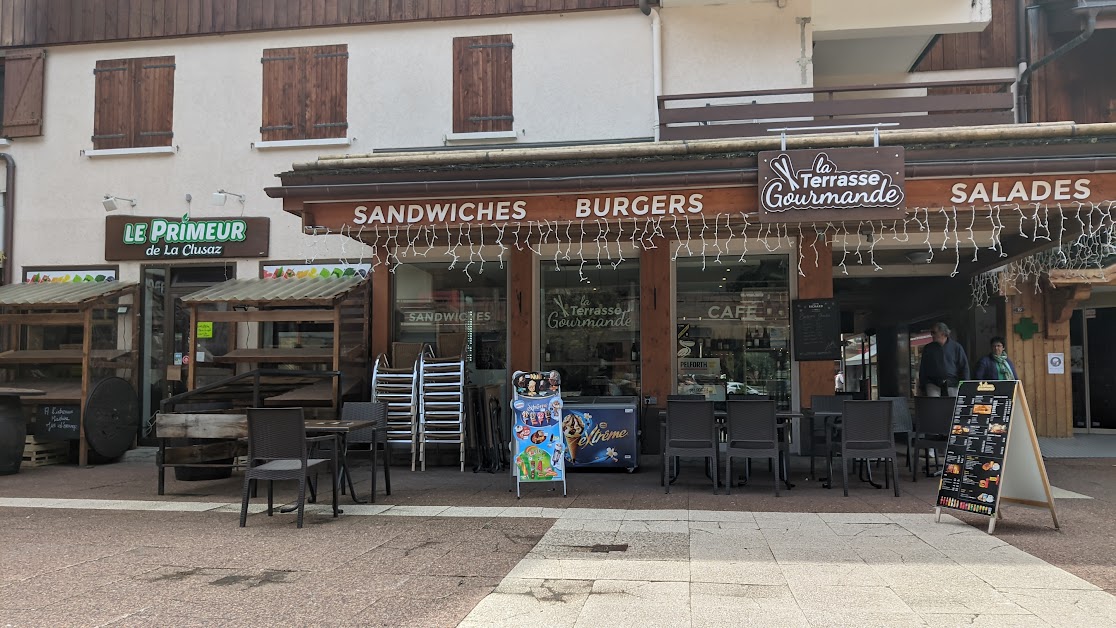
[651,7,663,141]
[1018,9,1097,123]
[0,153,14,286]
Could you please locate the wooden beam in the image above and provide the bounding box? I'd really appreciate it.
[1044,283,1091,337]
[199,309,335,323]
[79,307,92,467]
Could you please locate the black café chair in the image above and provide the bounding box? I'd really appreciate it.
[664,399,719,494]
[240,407,338,529]
[808,394,849,478]
[838,400,900,497]
[724,399,787,496]
[340,401,392,503]
[912,397,956,482]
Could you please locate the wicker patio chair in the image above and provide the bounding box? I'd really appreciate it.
[912,396,956,482]
[838,400,900,497]
[724,399,787,496]
[239,407,337,529]
[664,399,719,494]
[340,401,392,502]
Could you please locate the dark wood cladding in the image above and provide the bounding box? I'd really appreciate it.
[0,0,641,48]
[913,0,1019,72]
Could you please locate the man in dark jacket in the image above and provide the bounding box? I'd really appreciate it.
[918,322,970,397]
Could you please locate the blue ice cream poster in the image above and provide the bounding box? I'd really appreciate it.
[561,407,636,468]
[511,371,565,484]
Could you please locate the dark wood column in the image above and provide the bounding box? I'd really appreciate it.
[640,244,673,407]
[370,248,392,363]
[508,247,535,374]
[798,239,834,408]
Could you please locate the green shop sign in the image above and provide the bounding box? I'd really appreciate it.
[105,215,270,260]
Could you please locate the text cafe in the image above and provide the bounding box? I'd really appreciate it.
[271,139,1116,441]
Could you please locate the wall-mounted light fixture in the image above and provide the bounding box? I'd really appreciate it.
[211,189,246,207]
[102,195,136,212]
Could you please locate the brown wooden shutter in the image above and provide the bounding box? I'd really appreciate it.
[134,56,175,148]
[92,58,133,150]
[261,47,300,141]
[453,34,514,134]
[2,48,46,138]
[304,44,348,140]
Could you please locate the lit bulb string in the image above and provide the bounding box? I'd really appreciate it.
[295,203,1116,293]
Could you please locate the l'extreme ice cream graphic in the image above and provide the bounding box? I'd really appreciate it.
[562,412,586,463]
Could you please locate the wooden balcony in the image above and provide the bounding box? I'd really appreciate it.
[657,79,1017,142]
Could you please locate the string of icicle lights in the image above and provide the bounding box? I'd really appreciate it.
[304,201,1116,299]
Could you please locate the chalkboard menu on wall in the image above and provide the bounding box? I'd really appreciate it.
[936,381,1016,516]
[36,405,81,440]
[791,298,841,361]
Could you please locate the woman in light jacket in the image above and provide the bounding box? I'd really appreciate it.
[974,336,1018,381]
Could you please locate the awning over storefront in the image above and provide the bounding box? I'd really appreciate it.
[180,276,366,307]
[0,280,136,307]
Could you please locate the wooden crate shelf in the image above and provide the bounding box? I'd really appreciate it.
[22,436,69,468]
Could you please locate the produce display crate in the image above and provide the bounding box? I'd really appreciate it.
[22,435,69,468]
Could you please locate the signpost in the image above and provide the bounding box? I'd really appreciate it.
[511,370,566,498]
[935,380,1059,534]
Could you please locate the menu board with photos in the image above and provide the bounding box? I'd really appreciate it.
[936,380,1016,516]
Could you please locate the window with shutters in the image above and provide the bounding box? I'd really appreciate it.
[453,35,514,134]
[261,44,348,142]
[92,56,175,150]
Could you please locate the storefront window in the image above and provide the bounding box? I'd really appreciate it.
[540,261,640,399]
[675,256,791,408]
[392,262,508,390]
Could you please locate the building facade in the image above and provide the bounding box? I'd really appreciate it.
[1,0,1114,445]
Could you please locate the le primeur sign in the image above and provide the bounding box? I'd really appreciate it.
[758,147,905,223]
[105,216,270,261]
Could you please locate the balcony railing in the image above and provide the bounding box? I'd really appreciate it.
[657,79,1016,142]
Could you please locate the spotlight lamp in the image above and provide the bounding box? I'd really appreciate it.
[211,189,246,206]
[102,195,136,212]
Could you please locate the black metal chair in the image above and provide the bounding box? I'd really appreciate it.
[663,399,719,494]
[239,407,337,528]
[723,399,787,496]
[912,397,956,482]
[340,401,392,502]
[838,400,899,497]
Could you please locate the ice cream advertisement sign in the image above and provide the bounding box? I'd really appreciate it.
[511,371,566,492]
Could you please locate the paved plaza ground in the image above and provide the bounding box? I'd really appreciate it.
[2,447,1115,627]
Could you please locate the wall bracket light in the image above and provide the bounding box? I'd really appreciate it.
[102,195,137,212]
[211,189,246,207]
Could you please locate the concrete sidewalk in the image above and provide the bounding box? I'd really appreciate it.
[2,449,1115,626]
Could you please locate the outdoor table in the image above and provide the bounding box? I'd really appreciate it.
[304,419,374,506]
[0,387,46,475]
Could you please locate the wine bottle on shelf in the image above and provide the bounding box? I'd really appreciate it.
[544,342,553,363]
[762,327,770,349]
[631,341,640,363]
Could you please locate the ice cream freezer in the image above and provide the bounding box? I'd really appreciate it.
[560,396,639,471]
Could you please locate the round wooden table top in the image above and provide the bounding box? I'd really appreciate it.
[0,387,46,396]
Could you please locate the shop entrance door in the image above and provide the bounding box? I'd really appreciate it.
[140,264,235,442]
[1071,307,1116,432]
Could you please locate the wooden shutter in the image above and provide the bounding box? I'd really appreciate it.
[92,58,133,150]
[453,34,514,134]
[261,47,300,141]
[134,56,175,148]
[2,48,46,138]
[304,44,349,140]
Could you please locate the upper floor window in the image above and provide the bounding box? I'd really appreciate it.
[261,44,348,141]
[93,56,175,150]
[452,35,513,134]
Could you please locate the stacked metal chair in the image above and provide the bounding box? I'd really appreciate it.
[418,343,467,472]
[371,346,421,471]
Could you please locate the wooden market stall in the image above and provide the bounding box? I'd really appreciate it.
[0,281,140,467]
[152,276,371,490]
[179,275,371,410]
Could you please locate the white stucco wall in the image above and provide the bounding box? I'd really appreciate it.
[660,4,810,95]
[4,11,653,282]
